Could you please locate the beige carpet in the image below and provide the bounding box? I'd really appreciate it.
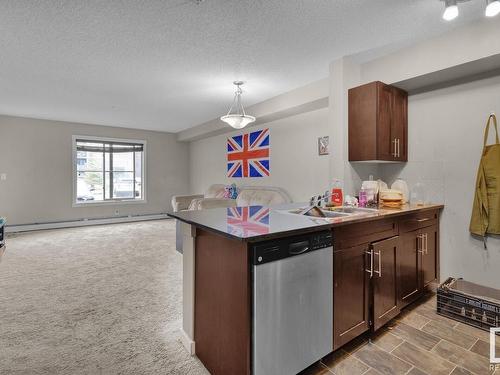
[0,220,208,375]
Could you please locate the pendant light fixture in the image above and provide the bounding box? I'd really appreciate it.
[442,0,459,21]
[486,0,500,17]
[220,81,256,129]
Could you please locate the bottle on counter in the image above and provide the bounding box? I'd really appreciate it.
[331,180,344,207]
[358,187,368,208]
[411,182,427,206]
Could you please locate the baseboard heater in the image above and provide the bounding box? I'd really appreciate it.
[6,213,171,233]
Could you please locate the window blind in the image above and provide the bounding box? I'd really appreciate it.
[76,140,144,153]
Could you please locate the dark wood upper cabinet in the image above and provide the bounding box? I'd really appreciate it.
[349,81,408,162]
[371,236,400,331]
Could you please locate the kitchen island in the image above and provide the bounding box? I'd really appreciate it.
[170,203,443,375]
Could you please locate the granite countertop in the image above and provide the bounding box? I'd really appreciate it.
[169,202,444,242]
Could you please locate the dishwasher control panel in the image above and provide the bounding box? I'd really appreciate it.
[252,231,332,265]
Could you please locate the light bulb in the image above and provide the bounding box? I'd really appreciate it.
[486,0,500,17]
[443,1,459,21]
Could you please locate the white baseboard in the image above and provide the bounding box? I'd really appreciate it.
[179,328,196,356]
[6,214,171,233]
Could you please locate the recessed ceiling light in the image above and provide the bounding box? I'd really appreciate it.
[485,0,500,17]
[442,0,459,21]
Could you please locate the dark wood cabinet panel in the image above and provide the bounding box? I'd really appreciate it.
[372,237,400,331]
[195,229,251,375]
[391,86,408,161]
[421,225,438,287]
[349,82,378,161]
[376,83,394,161]
[398,231,421,308]
[334,218,398,249]
[333,243,370,350]
[399,209,439,233]
[348,81,408,162]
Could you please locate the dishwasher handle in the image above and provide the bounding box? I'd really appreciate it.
[288,241,310,255]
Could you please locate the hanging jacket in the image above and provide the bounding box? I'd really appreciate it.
[470,114,500,238]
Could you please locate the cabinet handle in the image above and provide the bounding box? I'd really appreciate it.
[392,139,397,158]
[374,250,382,277]
[417,234,424,254]
[397,138,400,158]
[415,218,432,223]
[424,233,428,255]
[365,249,374,278]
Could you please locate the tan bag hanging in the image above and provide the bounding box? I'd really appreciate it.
[470,114,500,242]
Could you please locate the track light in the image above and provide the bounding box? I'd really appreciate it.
[442,0,459,21]
[486,0,500,17]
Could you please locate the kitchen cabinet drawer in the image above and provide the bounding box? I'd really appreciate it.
[399,210,439,233]
[334,219,398,249]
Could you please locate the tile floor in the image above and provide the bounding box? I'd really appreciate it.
[300,293,499,375]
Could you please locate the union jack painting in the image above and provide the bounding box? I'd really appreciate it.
[227,128,270,178]
[227,206,270,237]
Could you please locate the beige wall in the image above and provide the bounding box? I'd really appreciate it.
[189,108,330,202]
[0,115,189,225]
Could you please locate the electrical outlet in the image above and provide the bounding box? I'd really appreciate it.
[114,210,120,216]
[0,173,6,181]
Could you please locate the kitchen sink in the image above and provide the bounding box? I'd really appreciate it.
[323,207,379,215]
[283,206,379,218]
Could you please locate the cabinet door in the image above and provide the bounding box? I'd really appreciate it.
[376,83,394,161]
[333,244,370,350]
[372,236,400,331]
[398,231,421,308]
[390,87,408,162]
[421,225,438,287]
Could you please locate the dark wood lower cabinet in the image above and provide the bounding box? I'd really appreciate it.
[372,237,400,331]
[334,211,440,351]
[333,244,370,350]
[398,231,421,307]
[195,229,251,375]
[421,225,438,287]
[397,224,439,308]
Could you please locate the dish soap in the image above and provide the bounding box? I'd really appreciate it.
[331,180,344,207]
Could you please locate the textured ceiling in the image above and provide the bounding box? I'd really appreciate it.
[0,0,486,132]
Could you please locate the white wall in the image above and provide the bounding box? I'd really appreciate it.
[379,76,500,289]
[189,108,330,202]
[0,115,190,225]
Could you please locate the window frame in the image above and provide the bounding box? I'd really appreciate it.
[72,135,147,207]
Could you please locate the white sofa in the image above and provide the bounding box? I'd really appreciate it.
[171,184,292,251]
[171,184,292,212]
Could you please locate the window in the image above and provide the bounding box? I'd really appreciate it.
[73,137,145,204]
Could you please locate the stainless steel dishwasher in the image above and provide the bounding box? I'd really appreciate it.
[252,231,333,375]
